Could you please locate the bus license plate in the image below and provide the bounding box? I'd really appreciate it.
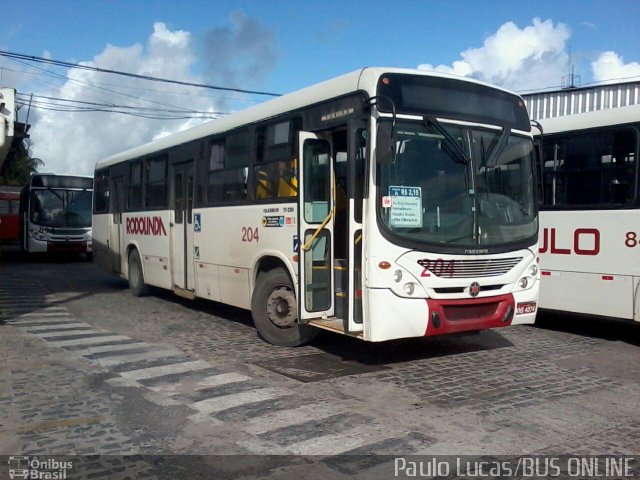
[516,302,537,315]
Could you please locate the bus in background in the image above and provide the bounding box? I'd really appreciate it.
[0,187,21,244]
[19,173,93,257]
[536,104,640,321]
[93,67,539,346]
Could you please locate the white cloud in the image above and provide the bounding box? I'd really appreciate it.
[591,51,640,83]
[28,22,212,176]
[24,16,278,176]
[419,18,571,91]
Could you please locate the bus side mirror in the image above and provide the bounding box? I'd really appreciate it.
[376,122,396,165]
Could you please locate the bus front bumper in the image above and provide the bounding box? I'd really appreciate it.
[366,287,537,342]
[28,237,91,254]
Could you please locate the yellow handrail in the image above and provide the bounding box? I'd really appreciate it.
[301,210,333,251]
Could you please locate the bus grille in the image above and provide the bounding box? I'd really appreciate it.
[418,257,522,278]
[52,228,86,235]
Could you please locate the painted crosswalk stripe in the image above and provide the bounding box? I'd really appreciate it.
[0,300,53,305]
[47,335,133,347]
[95,348,183,367]
[276,424,380,456]
[17,310,70,317]
[22,322,91,332]
[146,372,252,395]
[243,404,339,436]
[9,318,74,326]
[189,387,286,416]
[118,360,212,381]
[0,301,47,306]
[34,329,100,339]
[9,317,75,328]
[1,305,52,311]
[72,342,156,356]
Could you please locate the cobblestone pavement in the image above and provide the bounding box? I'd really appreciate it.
[0,251,639,479]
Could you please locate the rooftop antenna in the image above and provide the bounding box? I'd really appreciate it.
[562,45,581,89]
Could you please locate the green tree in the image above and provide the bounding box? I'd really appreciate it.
[0,138,44,186]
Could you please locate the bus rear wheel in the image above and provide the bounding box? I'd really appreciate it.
[251,268,318,347]
[128,249,150,297]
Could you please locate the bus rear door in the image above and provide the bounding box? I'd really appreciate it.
[111,177,125,273]
[171,161,195,296]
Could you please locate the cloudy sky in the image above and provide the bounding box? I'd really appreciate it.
[1,0,639,176]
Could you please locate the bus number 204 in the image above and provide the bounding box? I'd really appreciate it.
[417,259,455,277]
[242,227,260,243]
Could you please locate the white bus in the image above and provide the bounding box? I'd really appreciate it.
[536,104,640,321]
[93,67,540,346]
[19,173,93,257]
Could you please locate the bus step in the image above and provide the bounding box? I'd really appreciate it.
[308,317,345,334]
[174,287,196,300]
[308,317,364,338]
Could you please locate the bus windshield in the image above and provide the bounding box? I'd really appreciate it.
[377,119,537,249]
[30,189,92,228]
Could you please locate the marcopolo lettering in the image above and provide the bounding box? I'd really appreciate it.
[126,216,167,236]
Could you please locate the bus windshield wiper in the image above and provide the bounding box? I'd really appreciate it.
[424,116,471,164]
[484,125,511,168]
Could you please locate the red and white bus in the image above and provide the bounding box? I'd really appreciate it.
[0,188,20,244]
[19,173,93,257]
[537,104,640,321]
[93,67,540,346]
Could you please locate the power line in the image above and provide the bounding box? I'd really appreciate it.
[0,48,282,97]
[16,92,228,116]
[5,57,207,115]
[15,92,227,120]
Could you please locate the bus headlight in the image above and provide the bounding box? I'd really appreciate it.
[518,277,529,289]
[393,270,403,283]
[29,228,45,241]
[403,282,416,296]
[529,264,538,276]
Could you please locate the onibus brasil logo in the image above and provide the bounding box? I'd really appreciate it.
[7,456,73,479]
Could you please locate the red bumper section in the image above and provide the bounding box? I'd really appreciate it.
[47,242,88,254]
[425,294,515,336]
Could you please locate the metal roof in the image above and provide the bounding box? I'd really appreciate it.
[522,79,640,121]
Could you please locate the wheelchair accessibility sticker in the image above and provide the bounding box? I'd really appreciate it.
[194,213,202,232]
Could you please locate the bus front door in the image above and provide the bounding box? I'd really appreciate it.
[171,161,195,295]
[298,132,335,321]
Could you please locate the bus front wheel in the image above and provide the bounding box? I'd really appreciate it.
[251,268,318,347]
[128,249,150,297]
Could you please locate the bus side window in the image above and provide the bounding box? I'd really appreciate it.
[145,155,168,209]
[207,132,249,204]
[253,119,300,200]
[128,161,143,210]
[94,172,110,214]
[543,127,637,208]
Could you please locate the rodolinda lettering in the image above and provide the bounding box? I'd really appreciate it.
[126,216,167,236]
